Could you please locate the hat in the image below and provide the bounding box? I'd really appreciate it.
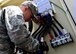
[22,1,38,19]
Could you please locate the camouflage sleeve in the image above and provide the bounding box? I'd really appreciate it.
[5,11,39,52]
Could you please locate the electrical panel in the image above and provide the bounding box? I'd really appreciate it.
[33,0,73,48]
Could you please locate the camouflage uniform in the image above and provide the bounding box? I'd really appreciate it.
[0,6,39,54]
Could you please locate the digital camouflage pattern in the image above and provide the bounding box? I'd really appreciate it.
[0,6,39,54]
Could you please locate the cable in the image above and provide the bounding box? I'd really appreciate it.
[63,0,76,25]
[29,21,33,32]
[49,1,66,14]
[32,24,42,38]
[50,0,76,25]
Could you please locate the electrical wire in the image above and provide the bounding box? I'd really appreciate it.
[63,0,76,25]
[50,0,76,25]
[49,1,66,14]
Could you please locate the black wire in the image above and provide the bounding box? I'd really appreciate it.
[29,21,33,32]
[32,24,42,38]
[35,25,47,39]
[53,16,64,29]
[51,26,58,37]
[63,0,76,25]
